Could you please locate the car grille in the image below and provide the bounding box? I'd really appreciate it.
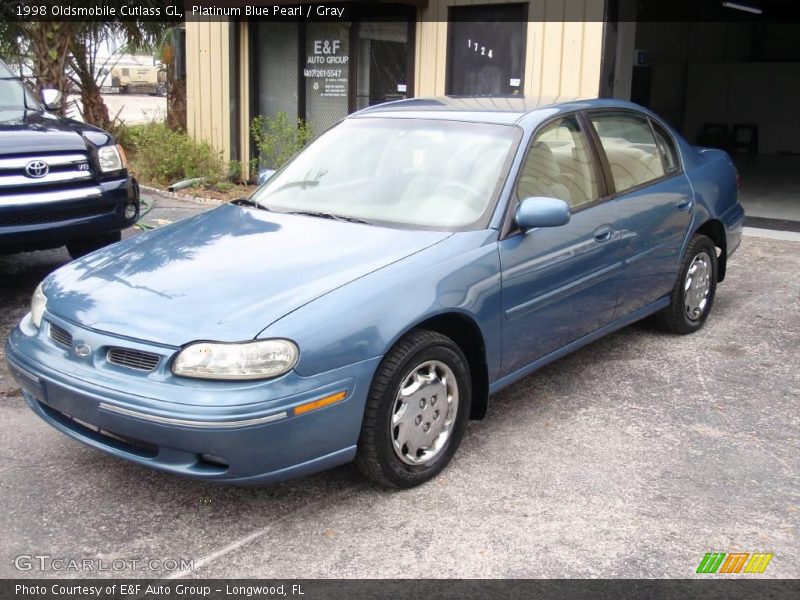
[49,322,73,347]
[0,203,112,227]
[38,401,158,458]
[0,152,93,191]
[107,348,161,372]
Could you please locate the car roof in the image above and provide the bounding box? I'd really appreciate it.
[350,96,649,126]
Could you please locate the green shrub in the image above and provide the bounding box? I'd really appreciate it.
[215,181,235,192]
[119,122,225,188]
[251,112,313,172]
[227,160,243,183]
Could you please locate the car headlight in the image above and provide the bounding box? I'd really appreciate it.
[98,144,127,173]
[172,339,299,380]
[30,282,47,329]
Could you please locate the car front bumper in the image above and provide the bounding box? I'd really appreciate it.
[0,176,139,251]
[5,314,380,484]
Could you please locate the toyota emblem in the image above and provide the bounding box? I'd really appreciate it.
[24,160,49,178]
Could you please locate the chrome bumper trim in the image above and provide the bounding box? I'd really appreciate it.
[98,402,288,428]
[0,154,87,169]
[0,186,102,206]
[6,358,41,384]
[0,170,92,188]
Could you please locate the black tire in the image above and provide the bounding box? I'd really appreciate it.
[66,231,122,260]
[655,234,718,334]
[355,329,472,488]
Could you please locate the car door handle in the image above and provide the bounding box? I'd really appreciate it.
[677,196,694,211]
[593,226,614,243]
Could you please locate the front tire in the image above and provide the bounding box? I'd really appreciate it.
[66,231,122,260]
[355,329,471,488]
[655,234,718,334]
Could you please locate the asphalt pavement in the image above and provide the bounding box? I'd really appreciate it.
[0,191,797,579]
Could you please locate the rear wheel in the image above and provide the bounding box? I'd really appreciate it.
[355,329,471,488]
[655,234,718,334]
[66,231,121,260]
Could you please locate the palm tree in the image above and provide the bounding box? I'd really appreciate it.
[0,22,74,115]
[67,20,169,131]
[0,2,173,127]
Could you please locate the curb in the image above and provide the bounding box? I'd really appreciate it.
[139,184,223,207]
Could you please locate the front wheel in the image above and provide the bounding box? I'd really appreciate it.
[66,231,122,260]
[655,234,718,334]
[355,329,471,488]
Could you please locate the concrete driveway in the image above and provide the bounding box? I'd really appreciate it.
[67,94,167,125]
[0,194,797,579]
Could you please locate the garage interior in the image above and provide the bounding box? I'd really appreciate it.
[606,0,800,230]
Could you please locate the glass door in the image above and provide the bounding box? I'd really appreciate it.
[356,22,411,110]
[447,4,528,96]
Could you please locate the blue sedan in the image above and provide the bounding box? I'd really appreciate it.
[5,97,744,488]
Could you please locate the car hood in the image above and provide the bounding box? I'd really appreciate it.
[0,109,111,154]
[43,204,451,346]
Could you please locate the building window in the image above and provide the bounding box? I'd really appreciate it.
[304,21,351,134]
[446,4,528,96]
[356,22,411,111]
[257,22,299,123]
[253,12,413,144]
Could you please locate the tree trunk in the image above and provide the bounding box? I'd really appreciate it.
[165,58,186,133]
[25,23,72,115]
[69,39,112,131]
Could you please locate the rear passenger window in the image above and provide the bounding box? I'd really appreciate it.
[651,120,680,174]
[590,112,665,193]
[516,115,600,211]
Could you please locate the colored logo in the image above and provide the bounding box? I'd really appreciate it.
[697,552,773,574]
[24,160,49,179]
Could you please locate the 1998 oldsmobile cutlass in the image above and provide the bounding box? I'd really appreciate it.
[6,97,744,488]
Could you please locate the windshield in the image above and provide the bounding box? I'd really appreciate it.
[0,59,42,110]
[0,76,28,110]
[251,117,520,230]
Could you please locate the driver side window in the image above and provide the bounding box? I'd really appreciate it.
[516,115,600,211]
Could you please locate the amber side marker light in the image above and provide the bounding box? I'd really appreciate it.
[294,391,348,415]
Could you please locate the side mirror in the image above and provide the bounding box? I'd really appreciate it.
[515,196,571,230]
[41,89,62,110]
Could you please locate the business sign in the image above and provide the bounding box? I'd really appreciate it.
[304,38,349,98]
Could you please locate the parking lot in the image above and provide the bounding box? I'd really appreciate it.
[0,191,797,579]
[67,94,166,124]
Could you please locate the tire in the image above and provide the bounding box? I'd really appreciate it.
[355,329,472,488]
[66,231,122,260]
[655,234,718,334]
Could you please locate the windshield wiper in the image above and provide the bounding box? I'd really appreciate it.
[274,179,321,193]
[232,198,270,210]
[287,210,370,225]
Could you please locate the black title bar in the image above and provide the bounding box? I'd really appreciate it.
[2,0,800,22]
